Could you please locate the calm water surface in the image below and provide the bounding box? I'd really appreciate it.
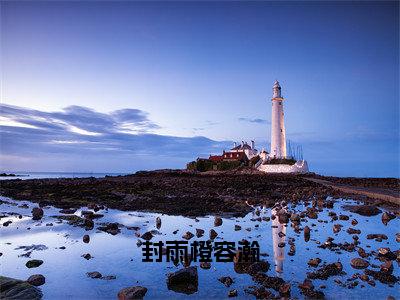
[0,172,128,180]
[0,196,398,299]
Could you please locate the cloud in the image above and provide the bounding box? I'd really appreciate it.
[0,104,232,171]
[238,117,270,124]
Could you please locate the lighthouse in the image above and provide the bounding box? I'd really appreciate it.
[270,80,287,158]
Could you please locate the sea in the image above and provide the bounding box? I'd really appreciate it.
[0,172,129,180]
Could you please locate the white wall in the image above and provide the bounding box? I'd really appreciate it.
[270,99,287,158]
[258,160,309,173]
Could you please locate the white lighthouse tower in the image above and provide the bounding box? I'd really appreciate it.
[270,80,287,158]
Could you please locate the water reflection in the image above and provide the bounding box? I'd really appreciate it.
[271,207,287,276]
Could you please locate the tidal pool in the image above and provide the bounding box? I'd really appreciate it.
[0,196,399,299]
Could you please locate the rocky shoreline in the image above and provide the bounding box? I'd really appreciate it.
[0,170,398,217]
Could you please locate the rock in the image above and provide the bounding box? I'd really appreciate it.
[251,273,285,291]
[306,209,318,219]
[209,229,218,240]
[351,219,358,226]
[82,253,92,260]
[380,261,393,274]
[290,213,300,223]
[308,258,321,267]
[246,261,270,275]
[156,217,162,229]
[214,216,223,227]
[278,209,290,223]
[288,244,296,256]
[196,228,204,237]
[279,283,291,297]
[84,219,94,230]
[3,220,12,227]
[333,224,342,233]
[298,279,325,299]
[117,286,147,300]
[26,260,43,268]
[84,213,104,220]
[200,262,211,269]
[26,274,45,286]
[218,276,233,287]
[343,205,382,216]
[365,269,399,284]
[98,222,120,235]
[234,225,241,231]
[87,271,102,279]
[358,247,368,258]
[367,234,388,241]
[59,208,77,214]
[347,228,361,235]
[381,212,396,225]
[140,231,153,241]
[350,258,369,269]
[339,214,349,220]
[166,266,198,294]
[182,231,194,240]
[228,289,238,297]
[0,276,42,299]
[304,226,310,241]
[101,275,116,280]
[83,235,90,243]
[245,286,273,299]
[308,262,343,280]
[31,207,43,220]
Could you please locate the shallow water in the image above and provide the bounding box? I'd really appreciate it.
[0,196,399,299]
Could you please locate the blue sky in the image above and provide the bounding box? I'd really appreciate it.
[1,1,399,177]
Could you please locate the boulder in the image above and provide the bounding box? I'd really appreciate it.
[87,271,102,279]
[117,286,148,300]
[82,253,92,260]
[195,229,204,238]
[350,258,369,269]
[308,258,321,267]
[166,266,198,294]
[218,276,234,287]
[156,217,161,229]
[26,260,43,268]
[343,205,381,216]
[182,232,194,240]
[31,208,43,221]
[26,274,45,286]
[304,226,310,241]
[200,262,211,269]
[59,208,77,214]
[140,232,153,241]
[228,289,238,297]
[209,229,218,240]
[308,262,343,280]
[214,216,223,227]
[83,235,90,243]
[98,223,120,235]
[381,212,396,225]
[0,276,42,299]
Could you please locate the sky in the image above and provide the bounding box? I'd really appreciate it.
[1,1,399,177]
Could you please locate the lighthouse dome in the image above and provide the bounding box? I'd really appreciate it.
[272,80,282,98]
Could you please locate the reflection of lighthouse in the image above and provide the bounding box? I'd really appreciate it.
[271,207,286,275]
